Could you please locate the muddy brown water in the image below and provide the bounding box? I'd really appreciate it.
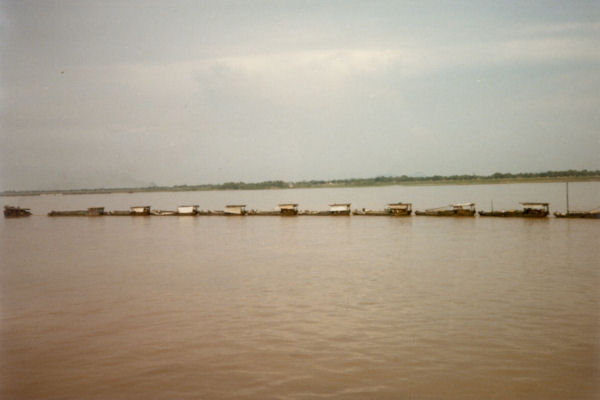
[1,182,599,399]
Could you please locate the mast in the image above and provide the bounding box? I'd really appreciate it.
[566,181,569,214]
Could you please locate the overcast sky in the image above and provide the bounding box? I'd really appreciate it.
[1,1,599,190]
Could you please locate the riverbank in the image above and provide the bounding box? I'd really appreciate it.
[2,173,599,197]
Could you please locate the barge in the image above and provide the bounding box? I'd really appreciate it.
[151,210,177,216]
[279,203,299,216]
[415,203,476,217]
[553,182,599,218]
[4,205,32,217]
[554,209,600,219]
[48,207,105,216]
[353,203,412,216]
[478,203,549,218]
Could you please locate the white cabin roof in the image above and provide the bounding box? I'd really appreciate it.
[451,202,475,207]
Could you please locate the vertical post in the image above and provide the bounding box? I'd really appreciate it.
[566,181,569,214]
[491,200,493,212]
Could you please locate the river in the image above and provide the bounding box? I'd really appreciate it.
[1,182,598,399]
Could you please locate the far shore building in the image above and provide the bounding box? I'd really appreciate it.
[278,203,298,215]
[225,204,247,215]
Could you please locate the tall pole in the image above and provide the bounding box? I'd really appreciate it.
[566,181,569,214]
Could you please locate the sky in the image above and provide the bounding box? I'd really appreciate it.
[1,0,599,191]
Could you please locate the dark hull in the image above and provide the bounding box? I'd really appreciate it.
[108,211,133,216]
[48,210,89,216]
[299,211,350,216]
[479,211,548,218]
[247,211,281,216]
[197,210,225,216]
[280,210,298,216]
[353,210,411,216]
[554,212,600,219]
[415,210,475,217]
[4,206,31,217]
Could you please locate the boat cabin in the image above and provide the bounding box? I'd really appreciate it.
[88,207,105,216]
[177,205,199,215]
[278,203,299,215]
[387,203,412,215]
[329,203,351,214]
[130,206,151,215]
[451,203,476,212]
[225,204,247,215]
[521,202,549,215]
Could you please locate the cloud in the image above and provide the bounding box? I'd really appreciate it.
[190,36,599,82]
[517,21,600,36]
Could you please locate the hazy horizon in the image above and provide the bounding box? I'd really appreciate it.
[2,1,599,191]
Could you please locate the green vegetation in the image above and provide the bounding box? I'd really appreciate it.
[2,169,599,196]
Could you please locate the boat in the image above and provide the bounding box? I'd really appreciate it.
[48,207,106,217]
[48,210,87,216]
[108,210,132,216]
[478,202,549,218]
[88,207,105,216]
[196,210,225,216]
[151,210,178,216]
[353,203,412,216]
[298,210,330,216]
[553,182,599,218]
[279,203,299,216]
[246,210,280,216]
[415,203,476,216]
[4,205,32,217]
[554,209,600,219]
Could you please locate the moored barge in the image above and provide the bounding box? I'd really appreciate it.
[415,203,476,217]
[554,209,600,219]
[4,205,32,217]
[279,203,299,216]
[48,207,105,216]
[353,202,412,216]
[478,202,549,218]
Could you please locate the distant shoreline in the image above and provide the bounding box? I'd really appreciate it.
[2,172,599,197]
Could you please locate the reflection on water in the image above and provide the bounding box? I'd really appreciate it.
[1,183,599,399]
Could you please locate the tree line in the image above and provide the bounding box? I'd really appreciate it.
[2,169,599,196]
